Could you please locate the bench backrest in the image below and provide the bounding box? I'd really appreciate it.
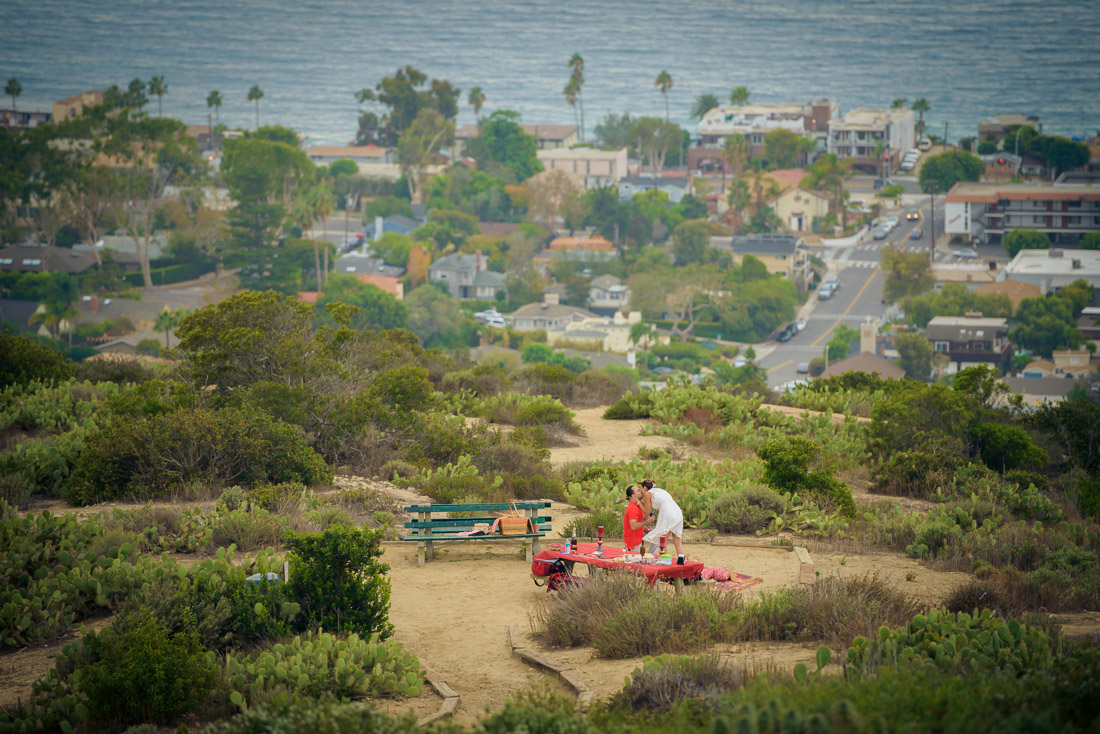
[403,501,551,514]
[404,515,552,529]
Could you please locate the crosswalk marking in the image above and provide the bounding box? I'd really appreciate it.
[845,261,879,269]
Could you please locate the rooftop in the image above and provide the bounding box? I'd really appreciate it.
[307,144,388,158]
[831,107,913,129]
[946,182,1100,204]
[1004,249,1100,277]
[1003,376,1079,398]
[457,123,578,141]
[820,352,905,380]
[974,279,1042,312]
[927,315,1009,328]
[546,235,615,252]
[509,302,598,321]
[712,233,803,256]
[537,147,626,162]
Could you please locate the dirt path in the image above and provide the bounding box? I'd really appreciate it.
[549,407,685,468]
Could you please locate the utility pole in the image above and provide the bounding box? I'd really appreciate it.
[929,185,936,260]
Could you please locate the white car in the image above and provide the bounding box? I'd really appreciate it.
[779,379,810,393]
[886,216,899,229]
[474,309,506,328]
[918,139,932,151]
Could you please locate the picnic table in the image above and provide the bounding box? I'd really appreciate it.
[533,542,704,592]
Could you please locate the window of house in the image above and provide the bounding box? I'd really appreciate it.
[1068,200,1082,209]
[1032,216,1046,224]
[935,341,949,352]
[1068,216,1081,225]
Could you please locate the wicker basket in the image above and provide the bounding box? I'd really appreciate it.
[499,503,532,536]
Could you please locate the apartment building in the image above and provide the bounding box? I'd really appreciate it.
[536,147,628,189]
[925,315,1013,373]
[944,182,1100,245]
[689,99,837,171]
[826,108,915,168]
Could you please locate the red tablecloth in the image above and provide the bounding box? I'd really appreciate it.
[534,543,703,585]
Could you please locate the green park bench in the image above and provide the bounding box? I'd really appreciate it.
[402,501,552,567]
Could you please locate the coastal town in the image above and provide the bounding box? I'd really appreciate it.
[2,79,1097,401]
[2,47,1100,734]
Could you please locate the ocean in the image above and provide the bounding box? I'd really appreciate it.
[2,0,1098,146]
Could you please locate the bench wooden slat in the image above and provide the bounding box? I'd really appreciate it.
[403,501,550,513]
[403,516,552,529]
[400,532,545,541]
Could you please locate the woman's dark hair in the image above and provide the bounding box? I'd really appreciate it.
[641,479,655,490]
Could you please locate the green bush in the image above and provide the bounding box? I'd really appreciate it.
[223,631,422,711]
[67,406,332,504]
[77,613,218,728]
[758,436,857,518]
[246,481,308,513]
[559,506,624,540]
[0,332,74,388]
[287,525,393,639]
[198,698,424,734]
[710,485,787,534]
[74,356,157,385]
[603,391,652,419]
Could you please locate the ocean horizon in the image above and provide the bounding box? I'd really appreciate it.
[3,0,1098,146]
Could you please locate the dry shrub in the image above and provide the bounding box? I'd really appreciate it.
[342,426,404,476]
[531,573,742,658]
[739,573,920,648]
[531,572,650,648]
[593,587,741,657]
[569,370,630,408]
[616,653,775,712]
[210,510,286,551]
[681,407,723,433]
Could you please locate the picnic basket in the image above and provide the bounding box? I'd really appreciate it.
[499,503,533,536]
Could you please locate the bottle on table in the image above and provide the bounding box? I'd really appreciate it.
[659,535,667,555]
[597,525,604,552]
[564,538,571,555]
[571,532,578,554]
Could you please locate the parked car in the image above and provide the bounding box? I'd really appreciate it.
[823,277,840,291]
[779,379,810,393]
[794,320,806,333]
[873,178,897,190]
[918,139,932,151]
[818,284,834,300]
[886,216,899,229]
[796,362,810,374]
[474,309,506,328]
[953,248,979,259]
[906,210,920,221]
[775,326,793,343]
[909,227,923,239]
[873,227,888,240]
[651,366,674,375]
[899,160,915,172]
[733,357,747,367]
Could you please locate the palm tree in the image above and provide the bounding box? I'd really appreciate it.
[729,86,750,106]
[912,98,930,138]
[30,274,83,346]
[891,98,907,110]
[5,78,22,112]
[247,85,265,129]
[567,53,585,141]
[314,176,336,284]
[689,93,720,122]
[154,308,186,349]
[148,75,168,117]
[467,86,485,119]
[563,78,580,130]
[720,133,749,189]
[629,321,656,370]
[655,70,673,122]
[725,178,750,235]
[206,90,223,126]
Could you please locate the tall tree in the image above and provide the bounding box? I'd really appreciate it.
[725,178,750,235]
[103,114,202,288]
[729,86,750,106]
[567,53,585,141]
[912,97,930,138]
[918,150,981,194]
[563,78,580,131]
[631,117,681,177]
[154,307,186,348]
[206,89,223,126]
[247,85,264,129]
[467,86,485,118]
[881,245,933,303]
[355,66,460,146]
[763,129,801,169]
[655,70,673,122]
[896,331,933,381]
[721,132,749,188]
[463,109,541,182]
[689,93,719,122]
[396,108,455,205]
[221,135,314,287]
[5,78,21,112]
[148,75,168,117]
[31,273,83,346]
[806,153,851,229]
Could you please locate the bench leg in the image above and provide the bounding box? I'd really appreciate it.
[418,542,426,567]
[426,540,434,561]
[530,536,540,560]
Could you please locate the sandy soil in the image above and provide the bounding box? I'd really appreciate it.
[550,407,685,468]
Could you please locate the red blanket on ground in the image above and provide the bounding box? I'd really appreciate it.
[535,543,704,585]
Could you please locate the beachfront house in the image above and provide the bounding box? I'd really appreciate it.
[925,315,1013,374]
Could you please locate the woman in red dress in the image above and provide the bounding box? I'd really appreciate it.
[623,485,646,552]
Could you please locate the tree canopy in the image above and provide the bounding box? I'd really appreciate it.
[463,110,542,182]
[355,66,460,146]
[918,150,982,194]
[314,274,408,332]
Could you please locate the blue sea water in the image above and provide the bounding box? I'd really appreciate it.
[2,0,1097,146]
